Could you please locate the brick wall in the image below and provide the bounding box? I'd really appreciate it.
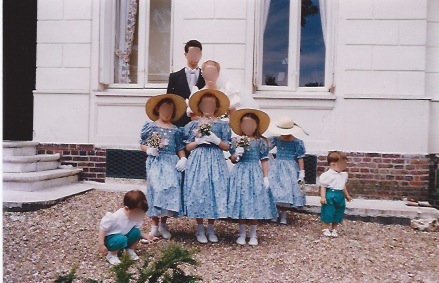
[37,143,106,182]
[37,143,432,200]
[317,152,430,200]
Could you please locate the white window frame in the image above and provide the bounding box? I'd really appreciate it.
[254,0,337,96]
[99,0,173,89]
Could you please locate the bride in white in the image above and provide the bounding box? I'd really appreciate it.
[186,59,259,172]
[186,60,259,120]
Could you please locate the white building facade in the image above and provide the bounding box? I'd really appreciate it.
[33,0,439,201]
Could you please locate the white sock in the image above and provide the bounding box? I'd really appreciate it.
[197,224,205,234]
[151,225,158,234]
[239,224,246,237]
[280,211,287,219]
[249,225,257,238]
[160,222,167,229]
[207,223,215,235]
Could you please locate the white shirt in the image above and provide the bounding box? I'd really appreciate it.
[99,208,143,236]
[319,169,348,190]
[185,67,200,84]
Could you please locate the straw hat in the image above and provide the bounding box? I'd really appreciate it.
[229,108,270,135]
[268,118,308,136]
[188,89,230,117]
[145,94,186,122]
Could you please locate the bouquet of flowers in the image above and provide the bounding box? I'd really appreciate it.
[194,122,211,137]
[146,132,169,149]
[233,135,250,151]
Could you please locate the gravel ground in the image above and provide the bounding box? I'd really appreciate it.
[3,190,439,283]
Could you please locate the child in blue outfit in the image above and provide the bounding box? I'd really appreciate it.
[183,89,231,243]
[319,151,353,237]
[140,94,188,240]
[268,118,307,224]
[98,190,152,265]
[228,109,277,246]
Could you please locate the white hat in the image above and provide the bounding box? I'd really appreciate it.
[268,118,309,136]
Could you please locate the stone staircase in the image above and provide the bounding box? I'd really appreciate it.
[3,141,94,211]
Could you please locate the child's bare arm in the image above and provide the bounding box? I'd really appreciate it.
[177,149,186,159]
[140,144,147,152]
[320,186,327,204]
[98,229,108,254]
[344,186,353,202]
[261,159,269,177]
[185,142,198,152]
[217,141,230,151]
[298,158,304,170]
[230,154,239,164]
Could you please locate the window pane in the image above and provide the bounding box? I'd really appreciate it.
[262,0,290,86]
[148,0,172,83]
[114,0,139,84]
[299,0,325,87]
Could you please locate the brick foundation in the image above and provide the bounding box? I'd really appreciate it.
[317,152,430,200]
[37,143,432,201]
[37,144,106,182]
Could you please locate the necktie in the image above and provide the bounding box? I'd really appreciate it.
[188,69,197,89]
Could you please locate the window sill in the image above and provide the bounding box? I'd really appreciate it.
[94,88,167,97]
[254,90,336,100]
[343,94,432,101]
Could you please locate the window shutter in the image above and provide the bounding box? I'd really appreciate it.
[99,0,116,85]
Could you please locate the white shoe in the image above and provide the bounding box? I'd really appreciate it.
[159,225,172,239]
[236,235,246,245]
[248,237,258,246]
[126,248,139,261]
[270,217,278,223]
[322,229,332,237]
[196,232,208,243]
[279,217,287,225]
[149,230,161,237]
[207,233,218,243]
[106,253,121,265]
[331,230,338,238]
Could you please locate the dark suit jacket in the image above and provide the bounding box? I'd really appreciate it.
[167,68,205,127]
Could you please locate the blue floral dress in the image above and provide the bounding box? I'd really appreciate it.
[183,119,231,219]
[228,138,277,219]
[139,122,185,217]
[268,137,306,207]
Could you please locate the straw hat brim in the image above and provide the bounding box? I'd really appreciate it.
[267,123,304,136]
[229,108,270,136]
[188,89,230,117]
[145,94,187,122]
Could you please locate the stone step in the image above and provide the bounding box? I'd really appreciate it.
[3,141,39,157]
[3,181,95,212]
[3,153,61,173]
[2,168,82,192]
[303,196,439,225]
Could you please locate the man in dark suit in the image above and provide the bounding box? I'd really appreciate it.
[167,40,206,127]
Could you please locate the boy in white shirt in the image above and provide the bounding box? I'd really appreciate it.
[98,190,154,265]
[319,151,353,237]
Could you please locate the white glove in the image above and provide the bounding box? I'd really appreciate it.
[204,132,221,145]
[175,157,187,172]
[263,177,270,189]
[195,137,209,145]
[235,147,245,158]
[298,170,305,183]
[146,147,159,157]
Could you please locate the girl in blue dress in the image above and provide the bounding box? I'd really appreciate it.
[140,94,188,240]
[184,89,231,243]
[268,118,307,225]
[228,109,277,246]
